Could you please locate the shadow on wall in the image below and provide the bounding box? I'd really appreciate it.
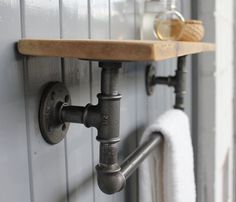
[58,173,94,202]
[119,124,147,202]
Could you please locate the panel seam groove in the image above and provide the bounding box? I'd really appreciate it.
[59,1,69,201]
[87,0,96,201]
[22,57,35,202]
[20,0,34,201]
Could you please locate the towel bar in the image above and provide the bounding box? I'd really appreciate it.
[120,132,163,179]
[97,132,163,194]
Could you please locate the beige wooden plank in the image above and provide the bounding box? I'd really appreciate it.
[18,39,215,62]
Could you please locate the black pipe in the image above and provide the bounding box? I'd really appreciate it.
[57,61,125,194]
[60,106,85,123]
[150,56,187,110]
[60,104,101,128]
[153,76,176,87]
[121,132,163,178]
[95,62,124,194]
[174,56,187,110]
[100,62,121,95]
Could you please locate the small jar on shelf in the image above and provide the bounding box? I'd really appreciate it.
[141,0,185,41]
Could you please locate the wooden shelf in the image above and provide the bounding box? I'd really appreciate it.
[18,39,215,62]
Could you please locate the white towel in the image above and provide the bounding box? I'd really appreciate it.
[139,109,196,202]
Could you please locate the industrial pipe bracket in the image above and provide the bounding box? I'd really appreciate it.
[39,61,127,194]
[145,56,187,110]
[38,57,186,195]
[39,62,122,145]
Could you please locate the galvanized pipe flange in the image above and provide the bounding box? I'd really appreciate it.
[38,82,71,144]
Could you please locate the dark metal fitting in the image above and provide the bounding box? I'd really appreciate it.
[57,102,70,124]
[81,104,91,126]
[38,78,121,144]
[96,166,126,195]
[99,142,118,165]
[145,56,187,110]
[167,76,176,87]
[97,93,122,100]
[100,66,121,95]
[96,163,121,173]
[39,82,71,144]
[153,76,176,87]
[82,104,101,128]
[96,137,120,143]
[96,93,121,141]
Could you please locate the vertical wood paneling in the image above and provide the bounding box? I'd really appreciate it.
[22,0,67,201]
[60,0,94,201]
[89,0,114,201]
[0,1,31,201]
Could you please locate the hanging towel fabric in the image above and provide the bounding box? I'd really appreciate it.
[139,109,196,202]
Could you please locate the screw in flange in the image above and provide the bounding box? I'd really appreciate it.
[62,124,66,131]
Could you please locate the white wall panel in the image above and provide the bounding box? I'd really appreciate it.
[0,0,31,201]
[61,0,94,201]
[22,1,67,202]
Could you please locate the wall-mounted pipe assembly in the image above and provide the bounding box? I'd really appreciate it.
[146,56,187,110]
[38,57,186,194]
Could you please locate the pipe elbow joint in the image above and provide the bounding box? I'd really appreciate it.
[96,165,126,194]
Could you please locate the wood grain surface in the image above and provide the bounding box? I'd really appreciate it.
[18,39,215,62]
